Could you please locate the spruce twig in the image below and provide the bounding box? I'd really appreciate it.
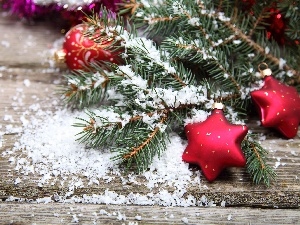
[242,136,276,186]
[61,1,299,183]
[134,0,300,84]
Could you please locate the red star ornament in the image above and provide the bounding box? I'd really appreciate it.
[182,104,248,182]
[250,70,300,139]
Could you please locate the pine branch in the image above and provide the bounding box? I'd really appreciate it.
[277,0,300,40]
[65,14,214,171]
[111,119,169,172]
[134,0,300,85]
[61,3,296,183]
[163,37,242,93]
[62,11,200,109]
[123,113,167,159]
[223,20,300,81]
[60,62,123,108]
[242,136,276,186]
[248,5,270,38]
[119,0,143,16]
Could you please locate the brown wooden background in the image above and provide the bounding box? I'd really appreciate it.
[0,11,299,225]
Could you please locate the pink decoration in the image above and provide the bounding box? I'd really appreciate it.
[1,0,121,25]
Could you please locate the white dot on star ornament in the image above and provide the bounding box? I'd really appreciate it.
[182,104,248,182]
[250,70,300,139]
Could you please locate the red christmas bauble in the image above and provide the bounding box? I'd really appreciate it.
[182,104,248,182]
[266,8,286,45]
[250,69,300,139]
[55,24,121,70]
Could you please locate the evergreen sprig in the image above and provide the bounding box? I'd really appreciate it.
[132,0,300,85]
[62,15,211,171]
[61,63,119,108]
[61,1,300,185]
[242,136,277,186]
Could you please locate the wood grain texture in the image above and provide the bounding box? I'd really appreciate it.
[1,202,300,225]
[0,10,299,224]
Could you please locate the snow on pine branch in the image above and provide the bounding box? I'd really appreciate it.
[118,30,176,74]
[134,85,208,110]
[65,22,197,103]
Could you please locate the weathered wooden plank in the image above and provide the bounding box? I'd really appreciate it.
[0,7,299,224]
[1,202,300,225]
[0,12,64,68]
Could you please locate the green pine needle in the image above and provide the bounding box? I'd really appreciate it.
[242,136,276,186]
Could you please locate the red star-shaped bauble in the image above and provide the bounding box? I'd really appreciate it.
[251,75,300,139]
[182,107,248,182]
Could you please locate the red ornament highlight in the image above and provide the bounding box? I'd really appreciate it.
[55,24,120,70]
[182,104,248,182]
[251,68,300,139]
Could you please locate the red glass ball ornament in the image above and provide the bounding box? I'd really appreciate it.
[266,8,286,45]
[250,68,300,139]
[55,24,121,70]
[182,103,248,182]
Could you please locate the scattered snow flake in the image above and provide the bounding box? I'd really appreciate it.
[265,47,270,54]
[3,114,14,122]
[135,215,142,221]
[188,17,200,26]
[227,214,232,220]
[72,214,79,223]
[233,40,241,44]
[20,115,29,126]
[181,217,189,224]
[286,70,294,77]
[291,151,298,156]
[274,157,285,169]
[99,209,109,215]
[279,58,286,69]
[14,177,21,185]
[1,40,10,48]
[128,222,138,225]
[36,197,52,204]
[221,200,226,207]
[208,201,216,207]
[117,211,126,221]
[23,79,31,87]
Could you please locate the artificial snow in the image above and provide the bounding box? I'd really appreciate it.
[1,40,10,48]
[227,214,232,220]
[181,217,189,224]
[23,79,31,87]
[135,215,142,221]
[3,86,202,206]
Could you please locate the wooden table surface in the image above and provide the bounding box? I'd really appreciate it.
[0,11,299,225]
